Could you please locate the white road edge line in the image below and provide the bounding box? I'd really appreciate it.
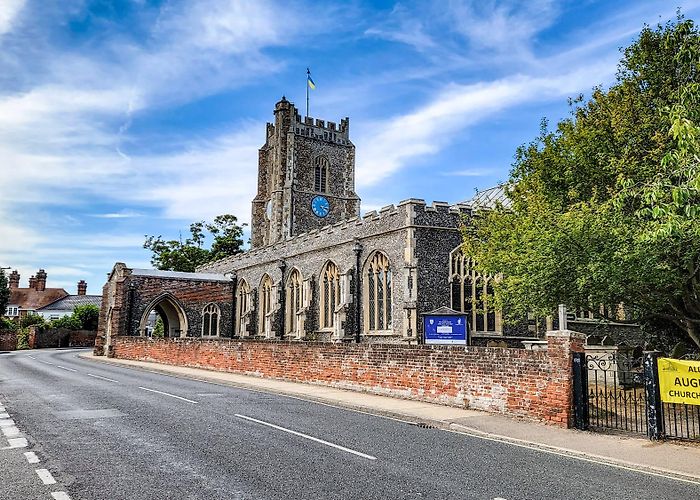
[235,413,377,460]
[87,373,119,383]
[36,468,57,485]
[138,387,199,404]
[24,451,40,464]
[51,492,71,500]
[56,365,78,372]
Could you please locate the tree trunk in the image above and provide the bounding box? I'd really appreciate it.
[687,323,700,349]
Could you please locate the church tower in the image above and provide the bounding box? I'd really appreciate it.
[250,97,361,248]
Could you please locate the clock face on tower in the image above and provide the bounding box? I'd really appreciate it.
[311,195,330,218]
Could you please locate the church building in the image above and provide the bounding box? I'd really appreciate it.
[97,98,515,352]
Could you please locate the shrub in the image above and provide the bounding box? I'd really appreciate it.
[51,315,81,330]
[20,313,46,328]
[16,328,29,350]
[0,317,17,331]
[73,304,100,330]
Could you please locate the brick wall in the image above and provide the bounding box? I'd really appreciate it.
[0,330,17,351]
[112,330,584,426]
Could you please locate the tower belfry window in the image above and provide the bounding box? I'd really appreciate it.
[314,156,329,193]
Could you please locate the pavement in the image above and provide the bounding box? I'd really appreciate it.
[80,351,700,484]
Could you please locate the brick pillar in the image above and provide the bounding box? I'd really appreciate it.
[544,330,586,427]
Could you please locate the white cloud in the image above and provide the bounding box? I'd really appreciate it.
[442,168,496,177]
[448,0,558,54]
[0,0,25,36]
[355,62,616,186]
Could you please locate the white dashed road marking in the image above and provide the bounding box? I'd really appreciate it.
[24,451,40,464]
[0,412,9,419]
[138,387,199,404]
[0,418,14,427]
[6,437,28,448]
[38,360,54,366]
[87,373,119,383]
[235,413,377,460]
[56,365,78,372]
[2,425,20,437]
[51,492,72,500]
[36,468,57,485]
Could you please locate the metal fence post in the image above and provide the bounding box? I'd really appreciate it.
[572,352,589,430]
[643,351,664,440]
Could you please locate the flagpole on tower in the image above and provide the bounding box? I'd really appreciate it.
[306,67,310,118]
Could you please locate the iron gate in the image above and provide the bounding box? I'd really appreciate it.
[572,351,700,441]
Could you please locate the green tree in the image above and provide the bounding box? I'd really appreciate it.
[152,316,164,338]
[72,304,100,330]
[0,269,9,317]
[463,17,700,348]
[144,215,246,272]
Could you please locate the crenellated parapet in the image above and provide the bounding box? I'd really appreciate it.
[292,111,351,145]
[198,199,468,274]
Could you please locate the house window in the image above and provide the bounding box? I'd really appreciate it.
[320,261,340,329]
[314,156,329,193]
[449,247,501,334]
[235,280,251,336]
[5,306,18,317]
[286,269,303,335]
[202,303,220,337]
[364,251,392,332]
[259,275,273,337]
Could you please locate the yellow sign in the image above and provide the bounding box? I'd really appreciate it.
[658,357,700,406]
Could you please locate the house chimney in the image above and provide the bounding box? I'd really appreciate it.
[35,269,47,291]
[77,280,87,296]
[28,276,36,289]
[8,270,19,289]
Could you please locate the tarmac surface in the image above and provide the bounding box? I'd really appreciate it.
[1,347,699,500]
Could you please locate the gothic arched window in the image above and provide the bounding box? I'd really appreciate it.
[364,251,392,332]
[314,156,329,193]
[286,269,303,335]
[259,275,273,336]
[449,246,501,333]
[320,261,340,329]
[235,280,251,336]
[202,303,220,337]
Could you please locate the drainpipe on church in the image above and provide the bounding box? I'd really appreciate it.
[353,240,363,343]
[278,259,287,340]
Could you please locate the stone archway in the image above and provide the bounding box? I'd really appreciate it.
[139,294,188,338]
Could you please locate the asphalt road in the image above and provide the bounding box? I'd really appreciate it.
[1,348,698,500]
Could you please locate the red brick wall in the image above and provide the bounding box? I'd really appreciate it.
[112,331,584,426]
[0,331,17,351]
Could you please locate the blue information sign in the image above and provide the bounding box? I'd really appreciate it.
[424,315,468,345]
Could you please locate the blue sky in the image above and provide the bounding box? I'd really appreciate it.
[1,0,699,294]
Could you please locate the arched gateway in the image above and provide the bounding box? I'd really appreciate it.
[95,264,234,355]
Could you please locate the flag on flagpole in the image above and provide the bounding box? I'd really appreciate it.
[307,74,316,90]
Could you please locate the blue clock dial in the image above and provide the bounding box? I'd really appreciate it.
[311,195,330,218]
